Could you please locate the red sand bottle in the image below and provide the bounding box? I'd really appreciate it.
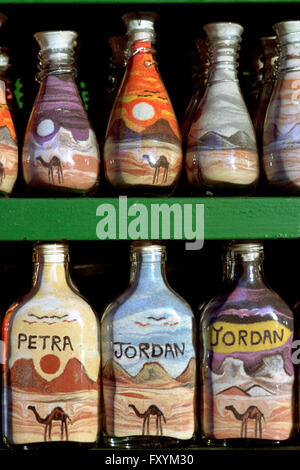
[0,14,18,197]
[186,23,259,196]
[2,243,100,449]
[22,31,100,196]
[103,12,183,196]
[200,241,295,445]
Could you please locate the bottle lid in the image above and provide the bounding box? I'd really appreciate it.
[34,30,77,52]
[273,20,300,39]
[225,240,264,253]
[204,22,244,40]
[130,240,165,253]
[33,241,69,263]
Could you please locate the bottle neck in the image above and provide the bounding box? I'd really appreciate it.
[32,249,71,294]
[131,250,166,290]
[225,252,266,288]
[126,39,156,66]
[36,48,77,83]
[207,38,240,83]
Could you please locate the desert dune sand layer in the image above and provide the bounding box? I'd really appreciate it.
[103,381,195,439]
[0,143,18,194]
[202,392,293,440]
[5,387,99,444]
[23,154,99,191]
[186,149,259,186]
[264,149,300,188]
[104,141,182,186]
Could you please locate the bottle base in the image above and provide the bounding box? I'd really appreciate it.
[201,436,296,447]
[104,183,178,198]
[23,183,99,198]
[2,439,97,450]
[102,434,195,449]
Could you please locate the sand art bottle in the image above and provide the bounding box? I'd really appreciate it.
[263,21,300,193]
[181,39,209,143]
[200,241,295,445]
[2,243,100,449]
[103,12,182,196]
[0,45,18,197]
[252,37,277,154]
[22,31,100,196]
[101,242,196,448]
[186,23,259,196]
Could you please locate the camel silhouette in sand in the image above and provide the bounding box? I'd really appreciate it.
[142,154,169,184]
[28,405,72,441]
[128,404,167,435]
[225,405,265,438]
[36,155,64,185]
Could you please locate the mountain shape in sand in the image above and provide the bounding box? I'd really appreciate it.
[9,358,98,393]
[102,359,138,385]
[103,359,195,388]
[134,362,180,387]
[217,386,250,396]
[107,118,181,146]
[0,124,16,146]
[193,130,256,150]
[245,384,274,396]
[215,356,249,380]
[176,357,196,386]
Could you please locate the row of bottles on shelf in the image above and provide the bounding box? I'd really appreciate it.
[1,240,298,448]
[1,12,300,198]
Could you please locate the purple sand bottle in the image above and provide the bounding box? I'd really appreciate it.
[22,31,100,196]
[200,241,295,445]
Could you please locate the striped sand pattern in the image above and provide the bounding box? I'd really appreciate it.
[186,148,259,187]
[263,75,300,189]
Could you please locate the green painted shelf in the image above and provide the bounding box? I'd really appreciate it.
[0,197,299,241]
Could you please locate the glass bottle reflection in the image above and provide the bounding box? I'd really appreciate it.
[200,241,295,445]
[2,242,100,449]
[101,242,196,448]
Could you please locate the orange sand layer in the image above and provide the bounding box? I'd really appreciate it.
[5,387,99,444]
[103,379,195,439]
[202,391,293,441]
[186,149,259,186]
[104,141,182,187]
[23,154,100,191]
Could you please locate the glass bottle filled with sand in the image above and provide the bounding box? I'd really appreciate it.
[263,21,300,193]
[200,241,295,446]
[22,31,100,196]
[103,12,182,196]
[101,242,196,448]
[186,23,259,196]
[2,243,100,449]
